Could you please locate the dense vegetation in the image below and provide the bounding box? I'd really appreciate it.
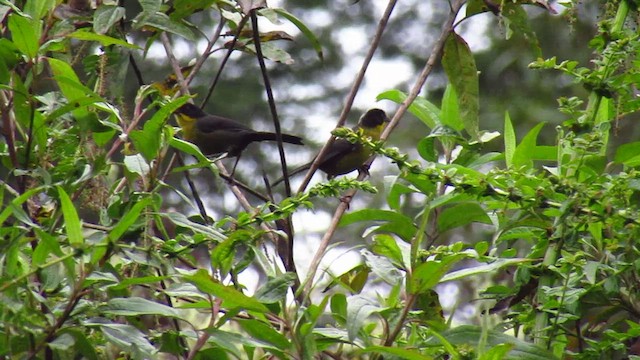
[1,0,640,359]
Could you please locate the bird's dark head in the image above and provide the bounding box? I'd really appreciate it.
[359,108,390,128]
[176,103,207,119]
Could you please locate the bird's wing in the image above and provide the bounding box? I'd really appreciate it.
[320,138,358,163]
[196,115,252,134]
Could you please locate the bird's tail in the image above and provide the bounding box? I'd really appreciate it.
[271,162,312,187]
[251,132,304,145]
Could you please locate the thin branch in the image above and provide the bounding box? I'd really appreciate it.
[186,15,227,90]
[200,14,250,108]
[250,10,292,197]
[0,92,18,168]
[175,152,211,224]
[161,32,191,98]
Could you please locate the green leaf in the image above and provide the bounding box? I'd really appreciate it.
[49,333,75,351]
[161,212,225,241]
[236,318,291,350]
[103,297,184,318]
[134,11,195,41]
[93,5,126,34]
[377,89,440,129]
[184,269,269,313]
[271,8,323,61]
[32,229,65,266]
[67,29,139,49]
[56,329,99,360]
[614,141,640,167]
[0,186,43,225]
[340,209,417,242]
[92,322,156,358]
[442,32,479,139]
[170,0,216,20]
[426,325,559,360]
[440,85,461,132]
[123,154,150,176]
[466,0,495,16]
[330,293,347,325]
[47,58,100,129]
[479,343,514,360]
[130,97,189,161]
[512,122,546,168]
[385,176,416,210]
[371,234,407,269]
[502,3,542,58]
[8,13,40,59]
[46,60,93,101]
[43,95,104,123]
[57,186,84,246]
[24,0,56,19]
[410,254,466,294]
[441,258,531,283]
[437,203,491,233]
[107,196,152,243]
[531,145,557,161]
[346,295,381,341]
[33,228,76,282]
[0,38,19,83]
[417,137,437,162]
[108,275,170,291]
[504,112,515,168]
[244,42,293,64]
[168,137,213,163]
[138,0,161,12]
[361,249,402,285]
[206,328,280,357]
[254,273,297,303]
[358,346,434,360]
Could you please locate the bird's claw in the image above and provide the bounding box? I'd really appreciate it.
[339,195,352,209]
[358,164,370,177]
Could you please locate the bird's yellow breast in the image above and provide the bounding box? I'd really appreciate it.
[175,114,197,141]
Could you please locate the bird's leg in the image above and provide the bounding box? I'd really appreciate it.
[226,154,242,184]
[339,194,353,209]
[357,164,371,177]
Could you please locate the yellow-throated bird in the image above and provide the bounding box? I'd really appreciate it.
[173,103,305,175]
[274,108,389,184]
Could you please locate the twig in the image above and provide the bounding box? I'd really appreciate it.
[175,152,211,224]
[161,32,191,98]
[200,14,250,108]
[186,15,227,90]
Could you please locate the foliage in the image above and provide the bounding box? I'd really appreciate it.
[1,0,640,359]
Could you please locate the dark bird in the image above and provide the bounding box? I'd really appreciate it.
[173,103,305,175]
[274,108,390,184]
